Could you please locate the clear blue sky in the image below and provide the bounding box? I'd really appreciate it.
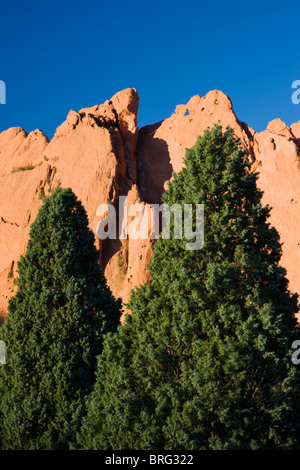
[1,0,300,139]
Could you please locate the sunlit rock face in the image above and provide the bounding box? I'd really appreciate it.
[1,88,300,322]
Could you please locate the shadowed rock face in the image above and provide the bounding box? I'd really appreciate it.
[0,87,300,321]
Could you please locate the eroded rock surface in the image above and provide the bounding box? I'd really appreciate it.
[0,88,299,322]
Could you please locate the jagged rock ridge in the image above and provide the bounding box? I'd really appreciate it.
[0,88,300,322]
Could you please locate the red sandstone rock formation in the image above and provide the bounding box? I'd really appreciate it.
[0,88,299,322]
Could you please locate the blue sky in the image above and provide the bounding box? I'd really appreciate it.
[0,0,300,139]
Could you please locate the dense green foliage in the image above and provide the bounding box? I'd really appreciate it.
[0,188,121,449]
[80,125,300,450]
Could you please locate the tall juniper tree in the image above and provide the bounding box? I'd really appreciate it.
[0,188,121,450]
[80,124,300,450]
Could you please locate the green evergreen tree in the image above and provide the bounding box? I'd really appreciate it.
[0,188,121,450]
[80,124,300,450]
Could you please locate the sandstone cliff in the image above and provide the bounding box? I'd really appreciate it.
[0,88,299,322]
